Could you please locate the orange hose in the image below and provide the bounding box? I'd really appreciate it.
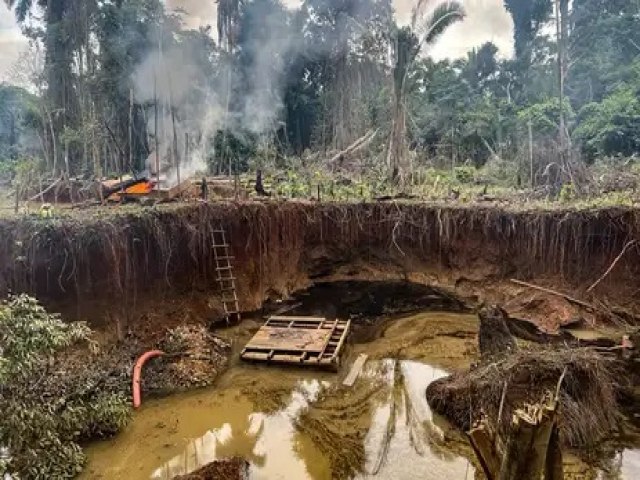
[132,350,165,409]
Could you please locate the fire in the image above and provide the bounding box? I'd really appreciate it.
[124,181,154,195]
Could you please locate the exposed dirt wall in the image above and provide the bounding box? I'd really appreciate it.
[0,202,638,325]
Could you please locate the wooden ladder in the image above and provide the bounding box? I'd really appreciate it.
[213,227,240,325]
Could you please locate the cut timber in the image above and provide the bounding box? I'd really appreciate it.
[241,316,350,370]
[343,354,368,387]
[150,178,192,200]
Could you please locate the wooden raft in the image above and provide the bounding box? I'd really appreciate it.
[241,316,350,369]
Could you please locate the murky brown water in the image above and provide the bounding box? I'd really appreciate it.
[80,312,640,479]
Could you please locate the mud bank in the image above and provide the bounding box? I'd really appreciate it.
[0,202,638,328]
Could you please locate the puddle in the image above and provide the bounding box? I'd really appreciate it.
[81,359,473,480]
[80,367,333,480]
[354,360,473,479]
[80,311,640,479]
[81,312,477,479]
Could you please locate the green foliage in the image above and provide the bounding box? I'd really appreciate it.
[503,0,553,62]
[574,82,640,160]
[4,0,640,186]
[559,182,576,202]
[0,295,89,382]
[454,165,475,183]
[0,295,131,478]
[0,83,39,166]
[517,98,575,136]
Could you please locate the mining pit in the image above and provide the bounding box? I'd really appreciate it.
[2,202,640,479]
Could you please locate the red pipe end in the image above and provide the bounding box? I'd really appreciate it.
[132,350,165,409]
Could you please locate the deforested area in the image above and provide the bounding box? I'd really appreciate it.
[1,0,640,479]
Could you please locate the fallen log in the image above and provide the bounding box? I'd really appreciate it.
[510,278,640,324]
[27,176,63,202]
[329,129,378,165]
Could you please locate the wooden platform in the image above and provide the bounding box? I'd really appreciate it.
[241,316,350,370]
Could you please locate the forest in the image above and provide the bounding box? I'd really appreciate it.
[0,0,640,200]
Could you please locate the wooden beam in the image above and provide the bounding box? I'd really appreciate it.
[343,354,368,387]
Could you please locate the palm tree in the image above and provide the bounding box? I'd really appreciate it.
[386,1,465,185]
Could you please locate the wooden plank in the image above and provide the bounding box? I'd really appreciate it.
[242,351,334,364]
[246,326,331,352]
[316,319,339,363]
[343,354,368,387]
[331,319,351,361]
[269,316,326,323]
[241,315,350,370]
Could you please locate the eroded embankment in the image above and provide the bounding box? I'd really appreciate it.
[1,202,639,326]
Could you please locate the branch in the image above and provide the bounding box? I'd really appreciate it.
[510,279,595,311]
[27,176,63,202]
[329,129,378,164]
[587,240,638,293]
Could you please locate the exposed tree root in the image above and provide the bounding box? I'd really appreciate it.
[0,203,638,324]
[426,347,623,449]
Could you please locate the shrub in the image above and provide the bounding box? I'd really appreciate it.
[0,295,131,479]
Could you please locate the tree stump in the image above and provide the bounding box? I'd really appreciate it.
[478,305,517,357]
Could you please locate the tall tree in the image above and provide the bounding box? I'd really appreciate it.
[503,0,552,66]
[303,0,393,150]
[5,0,77,175]
[386,1,465,184]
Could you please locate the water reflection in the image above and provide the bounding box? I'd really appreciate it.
[82,359,477,480]
[356,360,473,479]
[595,449,640,480]
[151,379,323,479]
[149,360,474,480]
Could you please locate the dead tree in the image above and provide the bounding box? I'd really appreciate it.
[469,373,565,480]
[255,169,270,197]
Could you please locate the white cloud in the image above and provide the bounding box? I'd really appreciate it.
[428,0,514,60]
[164,0,514,61]
[0,3,28,81]
[0,0,514,82]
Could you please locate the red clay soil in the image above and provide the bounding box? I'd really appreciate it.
[172,458,249,480]
[2,202,638,333]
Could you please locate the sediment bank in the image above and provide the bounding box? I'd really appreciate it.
[0,202,638,329]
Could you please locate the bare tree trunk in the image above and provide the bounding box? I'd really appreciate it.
[64,129,74,203]
[387,92,408,186]
[154,69,160,190]
[45,107,58,175]
[129,87,134,173]
[555,0,569,152]
[221,56,232,177]
[528,120,534,188]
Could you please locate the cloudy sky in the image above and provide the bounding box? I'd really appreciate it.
[0,0,513,81]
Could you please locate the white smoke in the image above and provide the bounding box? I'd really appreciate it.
[238,1,299,136]
[132,1,302,185]
[133,44,225,186]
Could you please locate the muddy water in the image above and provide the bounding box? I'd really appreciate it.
[81,312,478,479]
[80,312,640,479]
